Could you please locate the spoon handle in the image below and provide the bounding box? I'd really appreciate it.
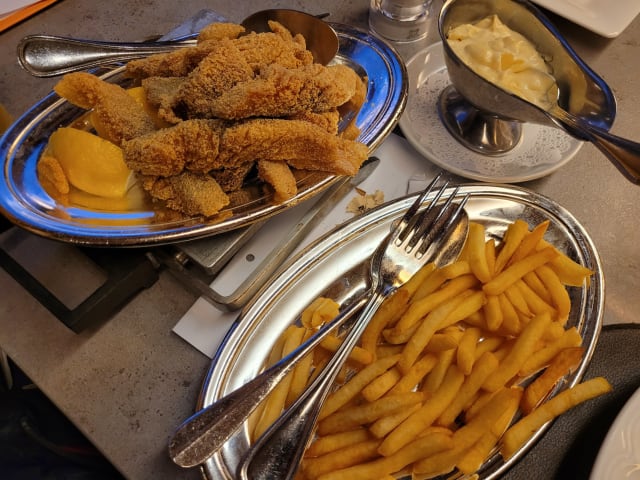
[17,35,195,77]
[168,294,368,468]
[237,289,387,480]
[552,108,640,184]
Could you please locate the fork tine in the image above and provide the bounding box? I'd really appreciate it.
[393,173,444,242]
[416,192,470,256]
[402,179,461,252]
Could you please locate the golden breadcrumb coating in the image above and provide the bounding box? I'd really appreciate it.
[218,119,368,175]
[141,172,229,217]
[197,22,246,42]
[257,159,297,202]
[54,72,156,145]
[37,155,70,195]
[122,119,225,176]
[288,109,340,135]
[199,63,359,120]
[125,40,219,79]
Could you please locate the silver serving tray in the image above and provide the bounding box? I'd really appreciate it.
[197,184,604,480]
[0,23,406,246]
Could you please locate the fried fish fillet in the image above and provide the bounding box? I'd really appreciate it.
[54,72,156,145]
[141,172,230,217]
[187,63,360,120]
[218,119,368,175]
[122,119,225,176]
[125,21,311,80]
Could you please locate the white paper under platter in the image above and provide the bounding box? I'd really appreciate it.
[590,386,640,479]
[0,23,406,246]
[398,42,583,183]
[532,0,640,38]
[199,184,604,480]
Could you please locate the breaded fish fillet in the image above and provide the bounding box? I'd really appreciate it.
[218,119,368,175]
[122,119,225,176]
[141,171,230,217]
[54,72,156,145]
[125,21,311,80]
[191,63,360,120]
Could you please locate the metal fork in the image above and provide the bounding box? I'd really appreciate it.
[236,178,470,480]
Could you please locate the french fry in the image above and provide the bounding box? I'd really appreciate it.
[369,402,422,439]
[287,328,315,407]
[301,297,340,328]
[360,288,410,356]
[501,377,612,459]
[439,290,486,330]
[507,220,550,266]
[456,388,520,474]
[388,354,437,395]
[483,294,503,331]
[485,238,497,276]
[422,335,461,394]
[319,354,400,420]
[536,239,594,287]
[398,292,471,373]
[423,332,460,353]
[483,247,559,296]
[519,327,582,378]
[494,219,529,274]
[504,283,532,317]
[515,279,556,316]
[483,312,552,392]
[413,387,522,475]
[361,368,401,402]
[412,260,471,301]
[253,325,305,438]
[316,430,453,480]
[438,351,499,428]
[318,392,424,435]
[378,365,464,456]
[467,222,492,283]
[521,346,585,414]
[498,292,521,335]
[456,326,481,375]
[320,334,373,367]
[305,428,372,458]
[473,335,504,360]
[302,438,381,479]
[392,274,478,334]
[522,270,553,305]
[536,264,572,324]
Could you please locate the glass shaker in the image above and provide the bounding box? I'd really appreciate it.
[369,0,433,43]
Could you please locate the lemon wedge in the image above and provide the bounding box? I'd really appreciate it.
[47,127,134,198]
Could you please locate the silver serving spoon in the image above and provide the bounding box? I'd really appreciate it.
[17,9,339,77]
[438,0,640,183]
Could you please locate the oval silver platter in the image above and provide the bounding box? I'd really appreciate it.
[198,184,604,480]
[0,23,406,247]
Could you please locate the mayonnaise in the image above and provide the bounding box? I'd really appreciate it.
[447,14,556,110]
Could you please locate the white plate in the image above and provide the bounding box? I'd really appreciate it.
[199,184,604,480]
[590,386,640,479]
[398,42,584,184]
[532,0,640,38]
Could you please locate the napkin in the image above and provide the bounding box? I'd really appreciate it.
[172,133,441,358]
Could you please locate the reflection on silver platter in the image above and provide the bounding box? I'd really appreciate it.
[0,24,406,247]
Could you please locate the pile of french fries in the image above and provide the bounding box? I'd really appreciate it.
[249,219,611,479]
